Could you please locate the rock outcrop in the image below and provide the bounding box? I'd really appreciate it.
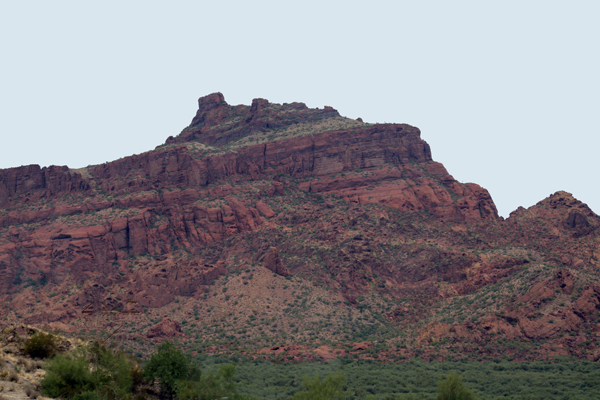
[167,93,340,146]
[263,247,289,277]
[146,318,184,339]
[0,165,89,206]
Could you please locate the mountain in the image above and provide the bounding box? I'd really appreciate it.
[0,94,599,362]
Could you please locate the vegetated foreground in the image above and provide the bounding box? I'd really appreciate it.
[0,93,599,369]
[220,356,600,400]
[3,324,600,400]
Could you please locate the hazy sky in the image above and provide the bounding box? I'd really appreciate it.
[1,1,598,218]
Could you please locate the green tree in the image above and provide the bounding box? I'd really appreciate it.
[436,372,477,400]
[143,340,200,397]
[291,372,348,400]
[41,342,134,399]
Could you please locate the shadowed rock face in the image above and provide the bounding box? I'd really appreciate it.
[1,94,599,362]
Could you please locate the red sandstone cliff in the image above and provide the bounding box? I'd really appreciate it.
[0,165,89,207]
[0,94,597,361]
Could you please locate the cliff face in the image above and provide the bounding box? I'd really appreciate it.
[0,165,89,207]
[1,93,497,227]
[0,93,598,362]
[90,122,497,223]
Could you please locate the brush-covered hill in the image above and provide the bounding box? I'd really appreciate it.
[0,94,598,363]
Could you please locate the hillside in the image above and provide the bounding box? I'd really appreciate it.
[0,93,599,363]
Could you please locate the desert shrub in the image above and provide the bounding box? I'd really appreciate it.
[18,356,34,372]
[24,385,39,398]
[131,363,145,389]
[88,343,134,399]
[41,351,96,398]
[3,345,18,355]
[23,331,58,359]
[176,363,252,400]
[291,372,348,400]
[143,340,200,397]
[7,370,18,382]
[436,372,477,400]
[41,342,134,399]
[23,359,36,373]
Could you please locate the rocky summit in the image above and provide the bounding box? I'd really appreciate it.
[0,93,599,362]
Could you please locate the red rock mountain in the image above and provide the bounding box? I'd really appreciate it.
[0,93,598,362]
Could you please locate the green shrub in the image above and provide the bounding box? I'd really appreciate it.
[72,392,101,400]
[176,363,252,400]
[291,372,348,400]
[41,352,96,398]
[23,331,59,359]
[436,372,477,400]
[143,340,201,397]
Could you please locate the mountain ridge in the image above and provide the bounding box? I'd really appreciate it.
[0,93,598,363]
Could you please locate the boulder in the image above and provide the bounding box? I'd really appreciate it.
[146,318,183,339]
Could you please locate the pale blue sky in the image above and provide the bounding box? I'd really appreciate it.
[1,1,598,217]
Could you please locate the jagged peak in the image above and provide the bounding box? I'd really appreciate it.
[507,190,598,238]
[167,92,347,147]
[509,191,595,218]
[190,92,228,127]
[541,191,591,211]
